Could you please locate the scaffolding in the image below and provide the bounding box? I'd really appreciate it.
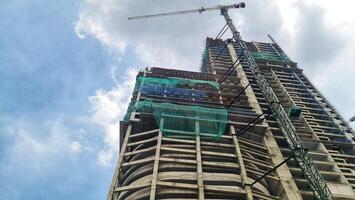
[124,75,227,138]
[135,76,220,91]
[132,99,228,138]
[251,51,290,62]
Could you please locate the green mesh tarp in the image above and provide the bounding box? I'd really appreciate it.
[288,105,302,118]
[136,100,227,138]
[135,76,219,90]
[251,52,291,62]
[280,53,291,61]
[123,101,136,121]
[124,76,220,122]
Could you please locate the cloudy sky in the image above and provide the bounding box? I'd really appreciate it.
[0,0,354,199]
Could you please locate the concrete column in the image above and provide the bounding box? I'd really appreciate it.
[150,119,163,200]
[107,125,132,200]
[231,125,253,200]
[195,121,205,200]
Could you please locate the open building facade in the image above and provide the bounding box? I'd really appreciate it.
[107,37,355,200]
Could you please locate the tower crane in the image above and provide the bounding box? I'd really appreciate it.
[128,2,333,199]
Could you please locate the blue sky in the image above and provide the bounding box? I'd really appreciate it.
[0,0,142,199]
[1,0,354,199]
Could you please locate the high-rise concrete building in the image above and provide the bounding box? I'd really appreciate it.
[107,36,355,200]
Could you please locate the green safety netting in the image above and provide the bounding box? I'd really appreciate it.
[200,48,209,72]
[252,52,291,62]
[279,53,291,61]
[135,100,227,138]
[135,76,220,91]
[288,105,302,118]
[123,101,136,121]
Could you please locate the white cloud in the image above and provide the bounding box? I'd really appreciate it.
[75,0,236,70]
[97,149,113,167]
[89,67,137,166]
[110,65,119,85]
[3,116,74,175]
[70,141,82,153]
[75,0,126,55]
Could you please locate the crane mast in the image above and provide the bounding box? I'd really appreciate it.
[128,3,333,199]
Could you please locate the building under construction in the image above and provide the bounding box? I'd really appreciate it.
[107,3,355,200]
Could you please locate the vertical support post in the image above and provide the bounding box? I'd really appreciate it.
[107,124,132,200]
[230,125,253,200]
[195,120,205,200]
[150,118,163,200]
